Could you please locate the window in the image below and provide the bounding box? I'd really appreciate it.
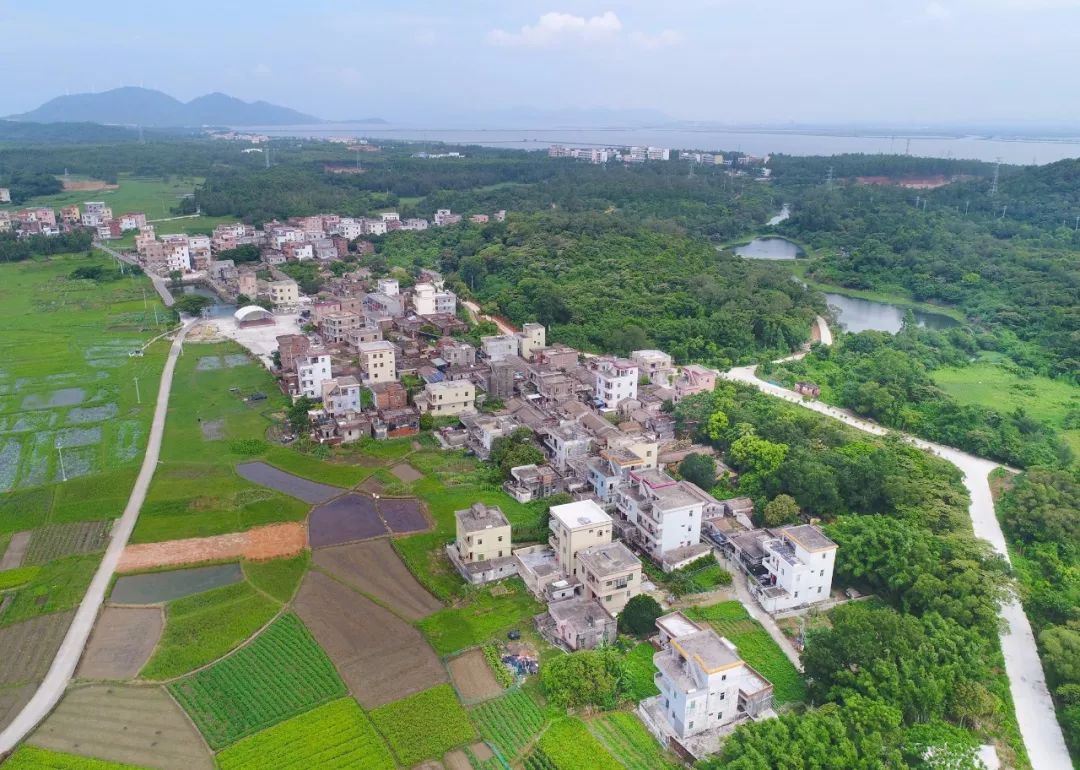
[818,586,823,593]
[498,535,503,542]
[820,569,824,577]
[719,692,725,700]
[794,591,799,598]
[689,721,694,730]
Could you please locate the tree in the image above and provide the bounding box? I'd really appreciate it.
[173,294,212,315]
[1040,624,1080,685]
[540,648,622,710]
[287,397,315,435]
[618,594,663,638]
[706,409,729,441]
[679,453,717,490]
[763,494,800,527]
[489,427,544,479]
[729,433,788,476]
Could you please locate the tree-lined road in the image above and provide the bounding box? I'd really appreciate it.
[722,344,1071,770]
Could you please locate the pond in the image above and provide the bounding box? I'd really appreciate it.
[825,293,960,334]
[734,236,804,260]
[181,284,235,318]
[110,563,243,604]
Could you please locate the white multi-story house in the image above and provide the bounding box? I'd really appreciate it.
[434,209,462,226]
[401,218,429,231]
[548,499,613,580]
[754,525,838,613]
[377,278,399,296]
[615,469,716,563]
[646,612,774,742]
[336,218,364,239]
[322,376,362,417]
[356,340,396,385]
[541,423,592,473]
[363,218,388,236]
[577,541,642,615]
[296,354,332,399]
[411,283,457,316]
[593,358,638,410]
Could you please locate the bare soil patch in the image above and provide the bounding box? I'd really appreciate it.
[390,462,423,483]
[30,684,214,770]
[443,750,471,770]
[199,419,224,441]
[293,571,446,708]
[77,607,163,680]
[235,461,342,503]
[117,522,306,572]
[110,563,242,605]
[314,539,442,621]
[379,497,429,533]
[448,649,503,703]
[0,610,75,687]
[358,475,386,494]
[0,683,36,733]
[62,179,118,192]
[309,493,386,548]
[414,762,444,770]
[0,530,31,570]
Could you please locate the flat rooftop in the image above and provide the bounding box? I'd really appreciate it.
[781,524,837,552]
[577,541,640,577]
[547,596,611,627]
[550,499,611,529]
[456,503,509,533]
[656,611,703,639]
[674,629,743,673]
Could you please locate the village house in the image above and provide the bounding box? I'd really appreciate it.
[541,423,593,474]
[577,541,642,615]
[355,340,396,385]
[539,596,617,651]
[321,376,362,417]
[411,282,457,316]
[269,279,299,306]
[321,311,363,344]
[459,413,519,459]
[641,612,774,757]
[296,354,332,399]
[615,469,716,568]
[481,334,519,362]
[504,463,558,503]
[373,406,420,439]
[593,357,639,410]
[275,334,310,372]
[673,365,717,402]
[369,381,408,410]
[631,349,675,384]
[448,503,517,584]
[415,380,476,416]
[516,323,546,360]
[549,499,614,580]
[0,188,10,203]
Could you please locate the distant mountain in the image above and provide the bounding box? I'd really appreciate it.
[8,87,325,127]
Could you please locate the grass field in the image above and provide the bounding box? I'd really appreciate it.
[687,601,806,705]
[242,551,310,603]
[621,642,660,701]
[2,746,152,770]
[8,175,202,219]
[536,717,622,770]
[216,698,395,770]
[933,358,1080,459]
[0,554,99,627]
[470,689,546,762]
[140,580,279,680]
[132,342,310,544]
[169,613,345,749]
[588,712,680,770]
[418,579,544,655]
[367,683,477,766]
[0,254,169,498]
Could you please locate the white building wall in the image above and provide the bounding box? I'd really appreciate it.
[297,355,333,399]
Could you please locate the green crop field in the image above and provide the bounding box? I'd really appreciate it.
[2,745,151,769]
[10,175,202,219]
[687,601,807,705]
[140,580,280,680]
[932,358,1080,459]
[0,565,40,591]
[242,551,310,603]
[0,553,99,628]
[621,642,660,701]
[0,254,169,500]
[536,717,622,770]
[132,342,311,544]
[418,579,544,655]
[368,684,477,766]
[216,698,395,770]
[588,712,680,770]
[168,613,345,749]
[470,689,545,761]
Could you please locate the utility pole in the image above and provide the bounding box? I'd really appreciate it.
[1001,205,1008,219]
[1074,215,1079,231]
[990,158,1001,197]
[965,200,970,215]
[825,166,834,189]
[57,442,67,482]
[134,376,141,405]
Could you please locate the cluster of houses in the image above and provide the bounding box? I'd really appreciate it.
[546,145,770,170]
[269,285,838,755]
[0,199,148,239]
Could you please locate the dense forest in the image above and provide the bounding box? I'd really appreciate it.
[376,212,825,363]
[677,384,1020,767]
[760,326,1072,468]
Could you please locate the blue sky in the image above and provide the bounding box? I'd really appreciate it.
[2,0,1079,125]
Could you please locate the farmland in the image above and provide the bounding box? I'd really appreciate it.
[620,642,660,701]
[2,746,153,770]
[418,579,544,655]
[140,580,279,680]
[76,607,163,680]
[216,699,395,770]
[22,521,111,566]
[686,601,807,705]
[168,613,345,749]
[29,684,213,770]
[536,717,622,770]
[470,689,545,762]
[368,684,478,766]
[588,712,682,770]
[312,539,442,621]
[0,555,98,627]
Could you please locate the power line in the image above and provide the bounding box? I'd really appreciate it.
[990,158,1001,197]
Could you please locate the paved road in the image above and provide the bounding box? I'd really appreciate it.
[0,320,193,756]
[722,359,1072,770]
[95,242,175,307]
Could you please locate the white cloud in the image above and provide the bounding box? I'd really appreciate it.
[414,29,437,46]
[630,29,682,49]
[488,11,623,47]
[252,62,272,76]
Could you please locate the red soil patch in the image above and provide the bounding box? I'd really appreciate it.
[61,179,118,192]
[117,523,306,572]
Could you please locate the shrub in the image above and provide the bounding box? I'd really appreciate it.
[230,438,269,456]
[482,644,514,688]
[618,594,663,638]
